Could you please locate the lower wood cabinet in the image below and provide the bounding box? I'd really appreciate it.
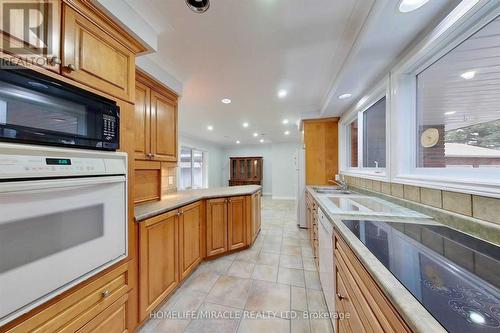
[5,263,131,333]
[206,196,248,257]
[228,196,247,251]
[334,232,411,333]
[139,210,179,320]
[178,201,203,280]
[206,198,228,257]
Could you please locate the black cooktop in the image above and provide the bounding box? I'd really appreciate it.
[341,219,500,333]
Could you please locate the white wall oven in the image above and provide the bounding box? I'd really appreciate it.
[0,143,127,326]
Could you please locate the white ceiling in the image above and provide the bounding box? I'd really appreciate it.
[127,0,461,146]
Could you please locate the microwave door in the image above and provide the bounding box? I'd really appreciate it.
[0,176,127,325]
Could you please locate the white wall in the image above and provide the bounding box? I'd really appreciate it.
[222,143,298,199]
[179,135,223,188]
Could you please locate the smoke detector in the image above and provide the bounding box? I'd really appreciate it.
[186,0,210,13]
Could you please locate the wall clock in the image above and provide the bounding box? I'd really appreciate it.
[421,128,439,148]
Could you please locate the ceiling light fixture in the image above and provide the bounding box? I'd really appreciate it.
[338,93,352,100]
[460,71,476,80]
[398,0,430,13]
[469,312,485,325]
[282,119,289,124]
[236,140,240,144]
[207,125,213,131]
[186,0,210,13]
[253,132,258,137]
[242,122,249,128]
[221,98,231,104]
[278,89,288,98]
[284,130,290,135]
[444,111,456,115]
[260,139,264,143]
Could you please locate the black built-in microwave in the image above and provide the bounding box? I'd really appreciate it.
[0,64,119,150]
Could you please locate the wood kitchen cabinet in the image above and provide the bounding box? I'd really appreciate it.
[0,1,61,72]
[178,201,203,280]
[206,196,249,257]
[334,232,411,333]
[139,210,179,320]
[206,198,229,256]
[250,190,262,242]
[306,191,319,266]
[61,3,137,102]
[135,70,178,163]
[228,196,246,251]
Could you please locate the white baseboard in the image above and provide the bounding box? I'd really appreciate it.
[271,196,297,200]
[262,192,272,196]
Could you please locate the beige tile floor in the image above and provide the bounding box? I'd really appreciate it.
[139,197,333,333]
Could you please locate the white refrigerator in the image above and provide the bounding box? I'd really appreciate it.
[295,147,307,228]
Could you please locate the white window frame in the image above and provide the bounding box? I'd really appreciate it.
[339,78,390,181]
[179,146,208,189]
[390,0,500,197]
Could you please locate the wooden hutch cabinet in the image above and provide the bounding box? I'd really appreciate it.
[229,157,263,186]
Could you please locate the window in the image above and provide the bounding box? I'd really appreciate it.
[363,97,386,168]
[416,16,500,169]
[348,119,358,167]
[180,147,206,189]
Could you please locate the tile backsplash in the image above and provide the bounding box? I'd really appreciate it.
[343,175,500,226]
[161,164,177,195]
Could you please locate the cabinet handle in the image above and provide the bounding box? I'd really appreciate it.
[336,293,346,301]
[48,56,61,65]
[147,153,153,159]
[65,64,76,71]
[101,290,110,298]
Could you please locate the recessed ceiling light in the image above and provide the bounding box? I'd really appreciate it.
[398,0,430,13]
[221,98,231,104]
[444,111,456,115]
[236,140,240,144]
[282,119,289,124]
[253,132,258,137]
[207,125,213,131]
[284,130,290,135]
[259,139,264,143]
[338,93,352,100]
[460,71,476,80]
[469,311,485,325]
[242,122,249,128]
[278,89,288,98]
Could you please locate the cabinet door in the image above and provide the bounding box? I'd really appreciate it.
[62,4,134,102]
[0,1,61,72]
[139,211,178,320]
[252,191,261,241]
[151,91,177,162]
[206,198,228,257]
[178,202,202,280]
[134,81,151,160]
[228,196,246,251]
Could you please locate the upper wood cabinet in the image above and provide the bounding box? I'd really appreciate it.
[229,157,263,186]
[135,70,178,162]
[0,1,61,72]
[228,196,246,251]
[61,3,136,102]
[178,201,202,280]
[206,198,228,257]
[139,210,178,321]
[303,118,339,185]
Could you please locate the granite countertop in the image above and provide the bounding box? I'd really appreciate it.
[306,185,447,333]
[135,185,261,221]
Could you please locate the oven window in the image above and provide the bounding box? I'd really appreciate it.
[0,81,96,138]
[0,204,104,273]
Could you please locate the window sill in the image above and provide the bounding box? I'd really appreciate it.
[393,174,500,198]
[341,169,388,181]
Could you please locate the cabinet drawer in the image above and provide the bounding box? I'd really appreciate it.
[6,263,130,333]
[76,294,128,333]
[334,234,411,333]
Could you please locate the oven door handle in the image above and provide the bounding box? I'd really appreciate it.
[0,175,126,193]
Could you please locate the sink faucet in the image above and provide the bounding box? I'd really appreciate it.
[328,179,348,191]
